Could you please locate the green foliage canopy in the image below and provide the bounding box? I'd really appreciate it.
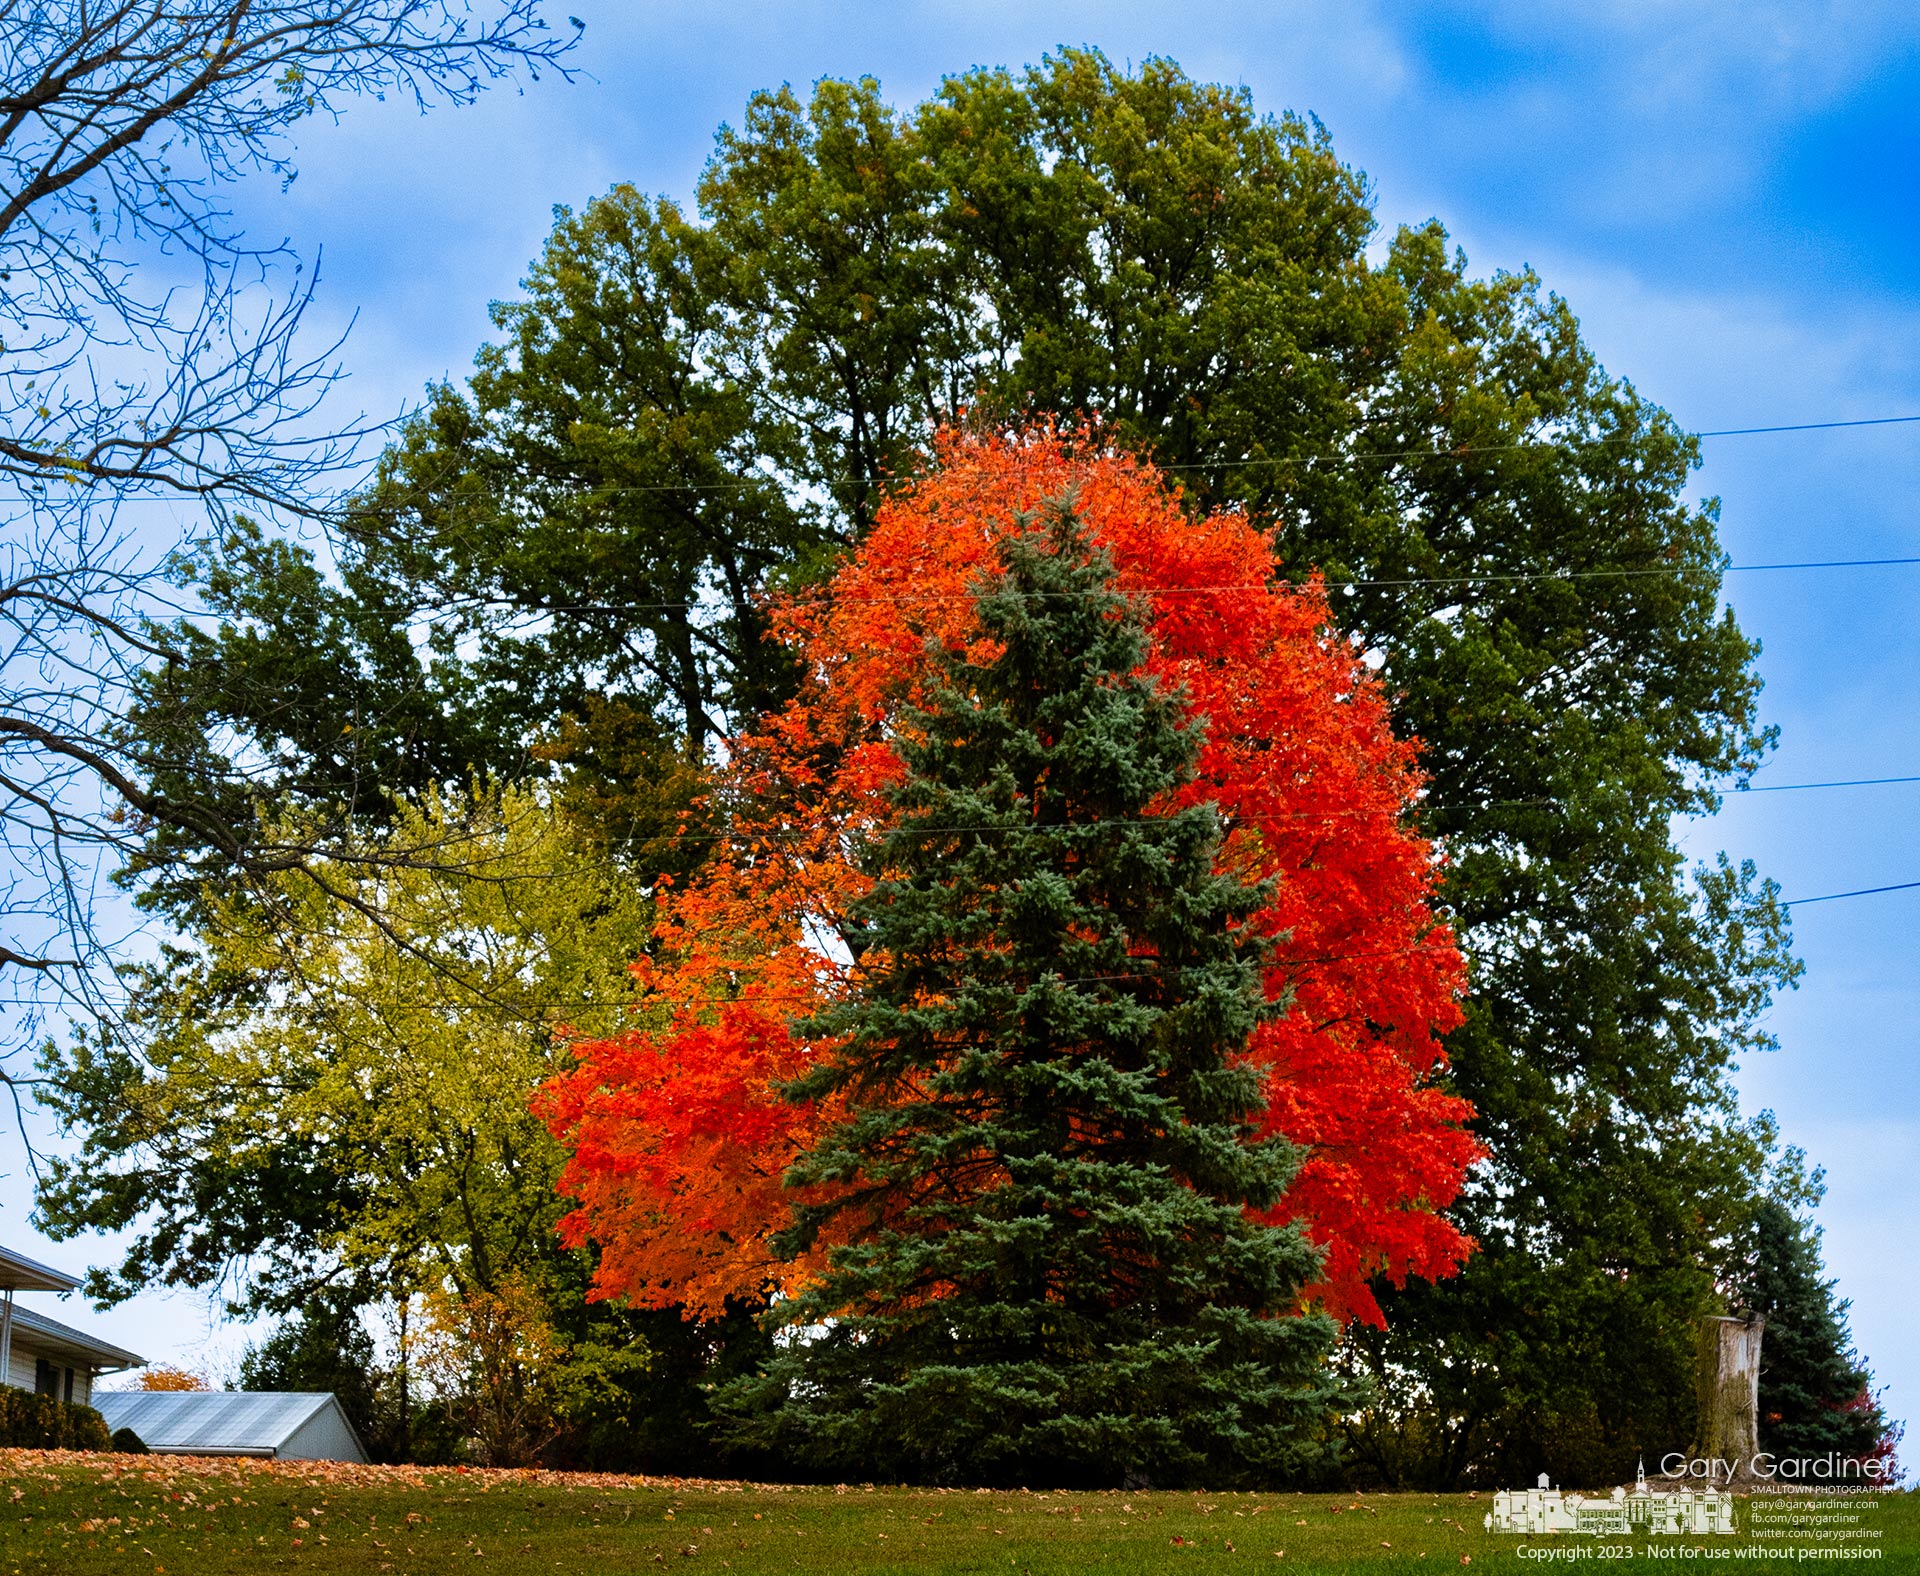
[87,49,1805,1483]
[239,1296,382,1452]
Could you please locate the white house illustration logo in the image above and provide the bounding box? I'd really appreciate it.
[1486,1459,1738,1537]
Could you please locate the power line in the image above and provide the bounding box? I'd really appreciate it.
[235,772,1920,861]
[789,555,1920,606]
[611,770,1920,847]
[124,551,1920,627]
[3,879,1912,1017]
[1353,555,1920,591]
[18,410,1920,509]
[1732,775,1920,794]
[0,769,1903,884]
[1781,880,1920,908]
[6,856,1916,1018]
[1694,415,1920,438]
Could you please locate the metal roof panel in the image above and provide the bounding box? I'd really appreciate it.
[93,1391,345,1454]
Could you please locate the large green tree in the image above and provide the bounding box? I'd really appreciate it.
[90,50,1799,1482]
[730,502,1339,1488]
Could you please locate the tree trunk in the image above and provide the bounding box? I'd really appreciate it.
[1698,1314,1765,1482]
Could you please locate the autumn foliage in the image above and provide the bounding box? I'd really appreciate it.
[539,427,1481,1328]
[134,1364,211,1392]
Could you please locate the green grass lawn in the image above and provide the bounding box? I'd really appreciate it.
[3,1450,1913,1575]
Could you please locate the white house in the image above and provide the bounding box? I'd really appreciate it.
[94,1391,369,1463]
[0,1242,144,1408]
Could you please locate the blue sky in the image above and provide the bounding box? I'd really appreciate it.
[7,1,1916,1448]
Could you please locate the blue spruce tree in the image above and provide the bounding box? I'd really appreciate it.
[727,498,1341,1486]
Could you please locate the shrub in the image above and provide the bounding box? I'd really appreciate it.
[0,1388,112,1450]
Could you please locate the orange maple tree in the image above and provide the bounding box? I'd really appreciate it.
[538,426,1482,1327]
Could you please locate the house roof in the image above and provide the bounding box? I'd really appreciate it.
[5,1303,144,1371]
[93,1391,356,1457]
[0,1243,82,1293]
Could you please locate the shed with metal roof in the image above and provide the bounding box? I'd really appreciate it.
[94,1391,368,1463]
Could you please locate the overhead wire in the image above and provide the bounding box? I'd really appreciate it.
[15,408,1919,637]
[20,409,1920,506]
[81,551,1920,630]
[1779,880,1920,909]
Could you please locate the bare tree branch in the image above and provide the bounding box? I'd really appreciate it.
[0,2,580,1133]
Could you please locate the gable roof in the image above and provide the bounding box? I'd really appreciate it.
[7,1303,144,1371]
[0,1243,82,1293]
[94,1390,365,1459]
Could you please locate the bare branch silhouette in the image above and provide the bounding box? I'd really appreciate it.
[1,2,581,1128]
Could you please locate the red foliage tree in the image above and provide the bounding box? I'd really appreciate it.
[538,426,1481,1326]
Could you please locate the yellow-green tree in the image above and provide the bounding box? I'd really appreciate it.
[413,1272,649,1467]
[39,783,651,1316]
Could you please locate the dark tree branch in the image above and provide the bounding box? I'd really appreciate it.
[0,1,579,1134]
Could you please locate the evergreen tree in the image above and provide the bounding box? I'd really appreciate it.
[727,499,1340,1487]
[1741,1198,1898,1478]
[239,1297,380,1453]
